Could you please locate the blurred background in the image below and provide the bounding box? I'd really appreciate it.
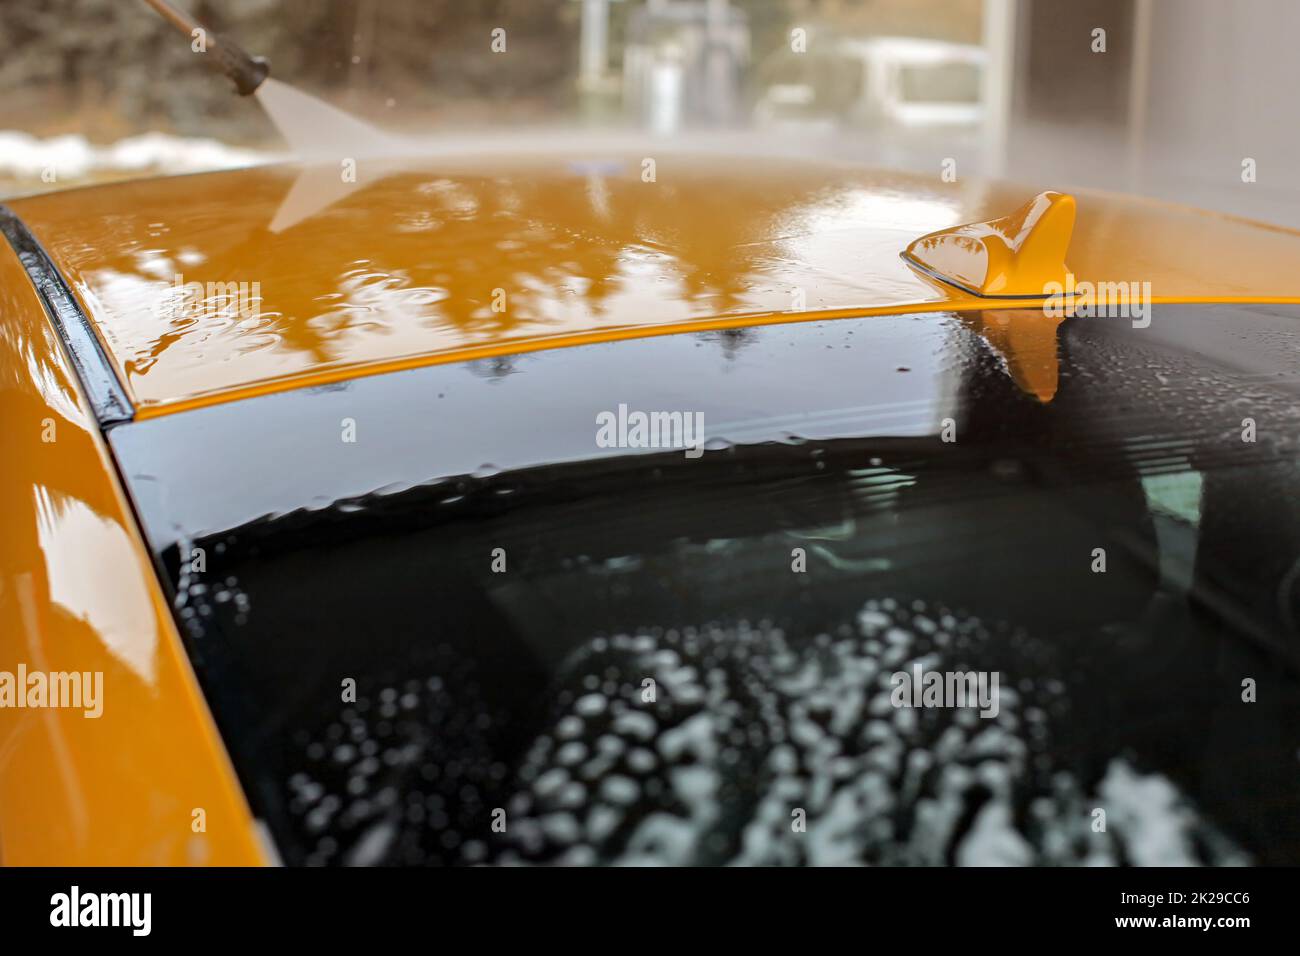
[2,0,1298,226]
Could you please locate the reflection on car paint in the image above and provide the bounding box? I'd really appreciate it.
[14,156,1300,415]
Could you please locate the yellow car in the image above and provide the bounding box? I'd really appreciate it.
[3,152,1300,866]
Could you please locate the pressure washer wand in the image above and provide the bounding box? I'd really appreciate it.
[141,0,270,96]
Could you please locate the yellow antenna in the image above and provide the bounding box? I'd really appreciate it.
[902,191,1076,298]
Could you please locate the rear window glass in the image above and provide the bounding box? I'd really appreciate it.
[110,304,1300,866]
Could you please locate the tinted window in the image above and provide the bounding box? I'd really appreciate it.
[111,305,1300,865]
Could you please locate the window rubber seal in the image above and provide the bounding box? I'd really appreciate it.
[0,204,134,427]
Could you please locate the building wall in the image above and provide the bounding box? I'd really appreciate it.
[1138,0,1300,226]
[1003,0,1300,228]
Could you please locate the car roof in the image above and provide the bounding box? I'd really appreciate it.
[10,151,1300,417]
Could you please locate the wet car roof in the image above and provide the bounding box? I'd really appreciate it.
[10,152,1300,417]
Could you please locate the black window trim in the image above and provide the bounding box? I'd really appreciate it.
[0,204,134,427]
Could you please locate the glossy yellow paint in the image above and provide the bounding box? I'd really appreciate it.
[0,239,264,865]
[902,190,1076,296]
[4,150,1300,865]
[10,153,1300,417]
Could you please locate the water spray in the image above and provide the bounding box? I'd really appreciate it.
[141,0,398,232]
[141,0,269,96]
